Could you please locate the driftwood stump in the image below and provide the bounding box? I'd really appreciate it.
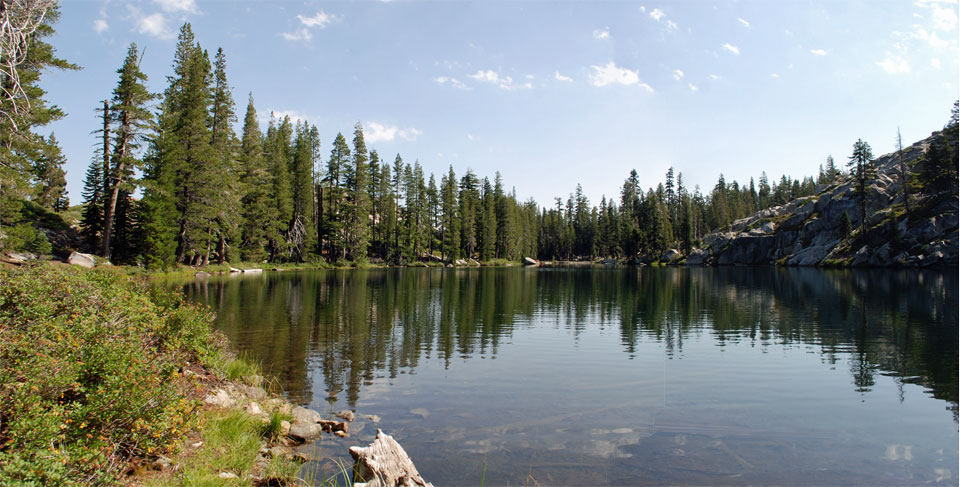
[349,429,433,487]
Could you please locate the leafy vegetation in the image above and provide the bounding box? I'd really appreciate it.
[0,265,222,485]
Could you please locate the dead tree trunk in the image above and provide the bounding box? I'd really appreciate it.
[349,430,433,487]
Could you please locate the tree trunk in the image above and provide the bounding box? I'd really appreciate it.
[99,100,110,256]
[349,430,432,487]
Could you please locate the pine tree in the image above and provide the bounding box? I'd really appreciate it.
[207,47,241,264]
[321,132,350,260]
[79,156,104,251]
[479,177,496,261]
[265,117,293,259]
[847,139,874,231]
[343,122,371,261]
[459,169,479,258]
[102,43,155,259]
[290,121,317,260]
[32,133,67,210]
[440,165,460,261]
[238,94,275,262]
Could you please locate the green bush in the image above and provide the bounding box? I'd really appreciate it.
[0,266,219,486]
[1,223,52,254]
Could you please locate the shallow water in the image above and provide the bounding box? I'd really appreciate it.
[175,267,958,485]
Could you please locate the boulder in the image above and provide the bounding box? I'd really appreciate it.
[203,388,236,408]
[523,257,539,266]
[288,406,324,442]
[660,249,682,263]
[67,251,96,269]
[716,236,775,265]
[4,252,37,264]
[335,410,356,422]
[684,249,707,266]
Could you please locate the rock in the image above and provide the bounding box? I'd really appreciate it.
[523,257,539,266]
[350,430,433,487]
[335,430,349,438]
[280,420,291,435]
[229,267,242,273]
[454,259,467,266]
[191,441,203,448]
[236,383,267,401]
[195,271,211,278]
[5,252,37,264]
[67,251,96,269]
[716,236,775,265]
[410,408,429,419]
[684,249,707,266]
[203,389,236,408]
[243,268,263,273]
[288,406,325,442]
[364,414,382,423]
[245,402,263,416]
[291,405,322,424]
[335,410,356,422]
[218,472,238,479]
[319,419,348,434]
[269,445,294,459]
[660,249,682,263]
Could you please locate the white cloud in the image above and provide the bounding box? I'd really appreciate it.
[434,76,470,90]
[931,4,957,30]
[282,10,338,41]
[93,18,108,34]
[666,20,678,30]
[639,6,646,13]
[688,83,698,92]
[914,27,949,47]
[650,8,665,21]
[593,28,610,40]
[137,12,174,39]
[931,57,942,68]
[877,56,911,74]
[554,71,573,82]
[152,0,198,14]
[709,74,721,80]
[738,17,750,27]
[281,28,312,41]
[270,110,309,123]
[467,134,476,141]
[769,73,780,78]
[365,122,423,142]
[672,69,684,80]
[722,43,740,54]
[810,49,828,56]
[468,69,530,90]
[588,61,652,92]
[298,11,336,28]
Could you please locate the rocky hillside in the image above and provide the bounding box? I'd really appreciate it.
[686,131,958,268]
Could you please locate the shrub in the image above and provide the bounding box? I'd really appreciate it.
[0,266,219,485]
[1,223,52,254]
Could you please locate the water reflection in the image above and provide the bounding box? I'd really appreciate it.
[176,267,957,419]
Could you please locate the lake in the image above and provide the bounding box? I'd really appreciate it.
[174,267,958,485]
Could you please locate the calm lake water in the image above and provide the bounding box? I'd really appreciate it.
[174,267,958,486]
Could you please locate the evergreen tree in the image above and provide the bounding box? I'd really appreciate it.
[238,94,275,262]
[344,122,371,261]
[440,166,461,260]
[208,47,241,264]
[32,133,67,210]
[321,132,349,260]
[916,104,959,201]
[459,169,479,258]
[479,177,496,260]
[847,139,874,231]
[102,43,154,259]
[265,116,293,259]
[79,156,104,251]
[290,121,317,260]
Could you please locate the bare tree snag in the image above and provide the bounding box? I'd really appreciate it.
[349,429,433,487]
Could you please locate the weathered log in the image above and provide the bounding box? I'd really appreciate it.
[349,429,433,487]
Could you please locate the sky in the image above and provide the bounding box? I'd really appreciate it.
[44,0,959,208]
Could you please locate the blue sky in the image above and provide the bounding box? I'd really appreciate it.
[46,0,958,207]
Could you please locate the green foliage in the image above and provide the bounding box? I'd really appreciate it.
[0,266,219,485]
[1,222,51,253]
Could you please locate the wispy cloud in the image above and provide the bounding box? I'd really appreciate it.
[434,76,471,90]
[468,69,532,90]
[137,12,174,39]
[709,74,721,80]
[554,71,573,82]
[593,28,610,40]
[810,49,828,56]
[298,11,336,28]
[931,57,942,68]
[282,10,338,42]
[738,17,750,27]
[877,56,911,74]
[931,3,958,31]
[769,73,780,79]
[269,110,310,124]
[722,43,740,55]
[365,122,423,142]
[649,8,665,21]
[672,69,684,80]
[688,83,698,92]
[152,0,198,14]
[588,61,652,92]
[93,18,108,34]
[914,27,949,47]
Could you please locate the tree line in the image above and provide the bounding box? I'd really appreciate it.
[2,15,956,265]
